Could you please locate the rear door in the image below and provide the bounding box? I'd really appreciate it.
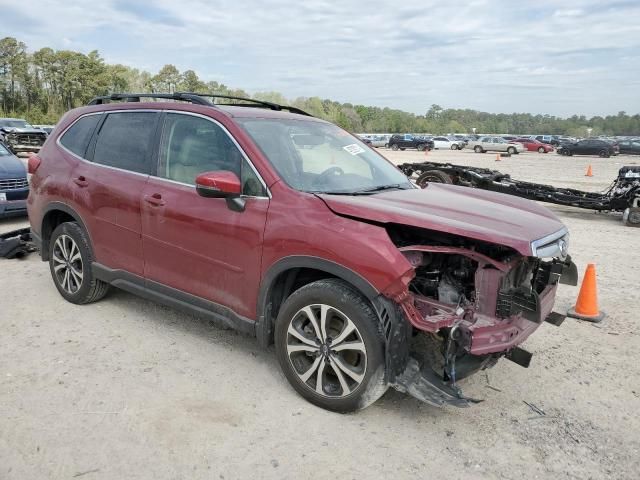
[70,110,159,276]
[141,111,269,318]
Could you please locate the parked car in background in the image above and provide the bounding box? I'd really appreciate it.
[33,124,56,135]
[0,141,29,218]
[533,135,554,145]
[618,139,640,155]
[431,136,464,150]
[466,136,525,154]
[0,118,48,155]
[557,139,619,157]
[388,134,433,151]
[369,135,389,148]
[514,138,554,153]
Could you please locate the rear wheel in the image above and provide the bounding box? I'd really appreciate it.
[274,279,387,412]
[49,222,109,304]
[599,149,610,158]
[390,144,399,151]
[538,147,545,153]
[507,147,516,154]
[474,146,483,153]
[416,170,453,188]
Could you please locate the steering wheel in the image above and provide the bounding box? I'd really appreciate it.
[316,166,345,182]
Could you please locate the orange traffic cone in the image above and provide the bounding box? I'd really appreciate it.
[567,264,605,323]
[585,165,593,177]
[495,153,501,162]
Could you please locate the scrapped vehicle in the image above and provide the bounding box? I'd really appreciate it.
[514,138,554,153]
[557,139,619,157]
[0,142,29,218]
[388,134,434,151]
[32,124,56,135]
[0,118,47,154]
[28,92,577,412]
[466,136,525,154]
[618,139,640,155]
[399,161,640,227]
[432,136,464,150]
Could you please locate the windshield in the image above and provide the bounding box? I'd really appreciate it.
[237,118,412,194]
[0,119,33,129]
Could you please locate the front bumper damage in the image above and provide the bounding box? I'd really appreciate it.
[377,247,578,408]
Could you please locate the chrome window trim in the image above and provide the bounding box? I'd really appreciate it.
[55,109,270,199]
[161,110,271,199]
[531,227,569,258]
[55,111,105,162]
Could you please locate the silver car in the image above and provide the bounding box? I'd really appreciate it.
[466,136,525,154]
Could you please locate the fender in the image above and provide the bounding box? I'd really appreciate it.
[255,255,379,347]
[39,201,92,261]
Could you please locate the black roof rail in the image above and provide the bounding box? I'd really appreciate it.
[176,92,312,116]
[87,92,312,116]
[87,93,211,106]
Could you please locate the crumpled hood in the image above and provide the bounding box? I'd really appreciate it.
[0,154,27,178]
[1,127,46,135]
[318,184,566,256]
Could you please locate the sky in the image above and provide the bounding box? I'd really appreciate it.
[1,0,639,117]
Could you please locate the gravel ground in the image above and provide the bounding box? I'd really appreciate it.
[1,149,639,479]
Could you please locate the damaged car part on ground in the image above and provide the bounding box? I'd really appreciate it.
[27,92,578,412]
[399,161,640,227]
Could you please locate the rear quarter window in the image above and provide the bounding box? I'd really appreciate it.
[59,114,102,158]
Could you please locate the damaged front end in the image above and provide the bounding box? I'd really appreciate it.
[379,225,577,407]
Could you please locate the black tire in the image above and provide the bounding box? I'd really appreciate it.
[417,143,426,151]
[507,147,516,154]
[416,170,453,188]
[390,144,399,151]
[274,279,387,413]
[48,222,109,304]
[450,144,458,150]
[400,148,406,151]
[538,147,545,153]
[474,146,483,153]
[599,149,610,158]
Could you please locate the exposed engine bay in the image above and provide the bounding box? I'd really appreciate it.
[385,225,577,391]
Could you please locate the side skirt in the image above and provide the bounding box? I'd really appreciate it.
[92,263,256,336]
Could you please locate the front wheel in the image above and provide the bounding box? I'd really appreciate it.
[275,279,387,412]
[474,146,483,153]
[49,222,109,304]
[538,147,546,153]
[507,147,516,154]
[450,144,458,150]
[417,144,427,151]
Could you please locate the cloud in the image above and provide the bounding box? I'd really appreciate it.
[2,0,639,116]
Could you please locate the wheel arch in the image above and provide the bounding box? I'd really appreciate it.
[40,202,91,261]
[256,256,379,347]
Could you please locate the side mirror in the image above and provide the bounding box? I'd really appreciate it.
[195,171,241,198]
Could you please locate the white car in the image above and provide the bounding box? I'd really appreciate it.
[432,136,464,150]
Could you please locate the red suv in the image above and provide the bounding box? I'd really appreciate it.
[27,93,577,412]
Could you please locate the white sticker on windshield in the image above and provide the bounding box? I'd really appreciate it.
[343,143,365,156]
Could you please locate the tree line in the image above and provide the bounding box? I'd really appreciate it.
[1,37,639,136]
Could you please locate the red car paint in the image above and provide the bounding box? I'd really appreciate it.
[514,138,554,153]
[27,100,571,374]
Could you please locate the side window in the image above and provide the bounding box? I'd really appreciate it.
[158,113,265,196]
[92,112,158,174]
[59,114,101,158]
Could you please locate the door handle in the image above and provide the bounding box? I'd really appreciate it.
[73,176,88,187]
[144,193,166,207]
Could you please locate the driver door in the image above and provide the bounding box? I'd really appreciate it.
[141,112,269,319]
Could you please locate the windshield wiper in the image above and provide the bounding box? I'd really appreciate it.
[349,184,408,195]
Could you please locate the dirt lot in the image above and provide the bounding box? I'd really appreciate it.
[1,149,639,479]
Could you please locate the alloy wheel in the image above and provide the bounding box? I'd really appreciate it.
[52,234,83,294]
[286,304,367,398]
